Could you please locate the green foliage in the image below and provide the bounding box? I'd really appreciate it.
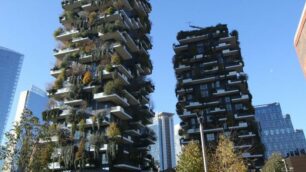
[79,119,85,137]
[262,153,285,172]
[105,64,113,72]
[88,12,97,25]
[106,122,121,139]
[75,138,86,169]
[54,27,63,37]
[111,53,121,65]
[176,141,204,172]
[68,84,82,100]
[54,70,65,90]
[103,79,123,95]
[89,132,106,159]
[61,145,75,169]
[105,6,115,15]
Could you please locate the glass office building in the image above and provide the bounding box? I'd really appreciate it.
[0,46,23,142]
[255,103,306,158]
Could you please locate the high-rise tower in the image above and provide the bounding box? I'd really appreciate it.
[45,0,156,171]
[0,46,23,143]
[173,24,264,169]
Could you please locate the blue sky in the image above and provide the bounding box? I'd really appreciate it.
[0,0,305,133]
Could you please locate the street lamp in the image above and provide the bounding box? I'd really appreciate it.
[194,109,208,172]
[282,159,288,172]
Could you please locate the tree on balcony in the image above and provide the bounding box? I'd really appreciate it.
[82,71,92,85]
[104,79,124,95]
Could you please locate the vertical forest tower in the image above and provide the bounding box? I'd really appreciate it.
[47,0,156,171]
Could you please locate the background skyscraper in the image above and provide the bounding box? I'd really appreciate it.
[174,124,182,163]
[0,46,23,143]
[295,2,306,77]
[255,103,306,158]
[4,86,48,171]
[149,112,176,171]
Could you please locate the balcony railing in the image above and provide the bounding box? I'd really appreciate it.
[178,34,209,44]
[182,76,216,85]
[122,90,139,105]
[50,68,63,78]
[213,89,239,96]
[113,43,132,60]
[56,29,79,41]
[64,99,84,106]
[175,64,190,73]
[173,44,188,53]
[232,95,249,103]
[54,48,79,59]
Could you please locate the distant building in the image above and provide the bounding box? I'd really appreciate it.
[295,3,306,77]
[0,46,23,142]
[255,103,306,158]
[4,86,48,171]
[285,155,306,172]
[149,112,176,171]
[173,24,264,169]
[174,124,182,163]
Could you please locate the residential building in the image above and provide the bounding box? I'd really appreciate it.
[294,2,306,77]
[149,113,176,171]
[4,86,48,171]
[255,103,306,158]
[0,46,23,143]
[173,24,264,169]
[44,0,155,171]
[285,155,306,172]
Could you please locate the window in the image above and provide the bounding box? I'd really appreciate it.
[215,81,221,88]
[235,104,243,110]
[187,94,193,101]
[196,43,205,54]
[207,133,215,141]
[200,84,209,97]
[264,130,269,136]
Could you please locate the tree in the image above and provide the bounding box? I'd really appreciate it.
[176,141,204,172]
[262,153,285,172]
[208,135,247,172]
[0,109,45,172]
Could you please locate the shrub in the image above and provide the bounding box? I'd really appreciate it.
[106,122,121,139]
[88,12,97,25]
[104,79,123,95]
[82,71,92,85]
[54,28,63,37]
[105,6,115,15]
[105,64,113,72]
[54,71,65,90]
[111,53,121,65]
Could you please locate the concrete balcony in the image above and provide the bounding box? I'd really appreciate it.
[222,49,239,57]
[111,106,132,120]
[64,99,84,106]
[94,93,129,107]
[232,95,249,103]
[213,89,239,96]
[204,66,219,73]
[115,65,133,78]
[90,144,108,152]
[215,42,230,50]
[72,37,90,43]
[114,164,141,171]
[203,60,218,66]
[123,32,139,52]
[242,153,263,158]
[178,34,209,44]
[59,109,71,119]
[225,62,243,71]
[133,0,149,16]
[56,29,79,41]
[125,129,141,136]
[234,114,255,119]
[62,0,82,10]
[228,80,242,85]
[182,76,215,85]
[52,87,71,98]
[173,44,188,53]
[81,2,97,11]
[229,122,248,130]
[234,145,252,149]
[175,64,190,73]
[50,68,63,78]
[113,43,132,60]
[83,85,97,92]
[238,132,256,138]
[122,135,134,144]
[99,10,132,28]
[122,90,139,105]
[79,54,94,63]
[48,162,62,170]
[100,31,127,42]
[185,102,202,109]
[141,95,149,104]
[187,127,223,134]
[180,111,196,119]
[54,48,79,59]
[116,71,130,85]
[209,107,226,114]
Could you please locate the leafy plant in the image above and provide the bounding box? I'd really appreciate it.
[105,6,115,15]
[105,64,113,72]
[54,27,64,37]
[82,71,92,85]
[106,122,121,139]
[111,53,121,65]
[176,141,203,172]
[54,70,65,90]
[75,138,86,169]
[103,79,123,95]
[89,132,106,160]
[262,153,285,172]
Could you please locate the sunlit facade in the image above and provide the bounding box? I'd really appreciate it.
[295,3,306,77]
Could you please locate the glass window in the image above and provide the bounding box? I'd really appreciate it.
[207,133,215,141]
[196,43,205,54]
[200,84,209,97]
